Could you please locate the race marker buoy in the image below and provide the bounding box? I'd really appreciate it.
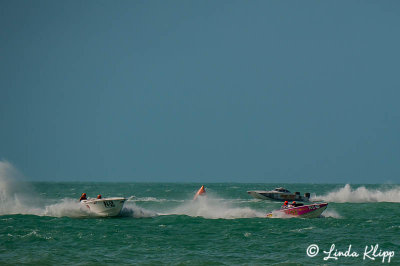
[193,185,206,200]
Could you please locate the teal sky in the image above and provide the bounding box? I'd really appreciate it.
[1,1,399,183]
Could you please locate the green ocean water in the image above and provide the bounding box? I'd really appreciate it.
[1,182,399,265]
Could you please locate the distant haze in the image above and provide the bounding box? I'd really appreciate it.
[1,1,399,183]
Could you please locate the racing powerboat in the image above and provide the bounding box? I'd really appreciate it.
[80,197,126,217]
[247,187,310,202]
[266,202,328,218]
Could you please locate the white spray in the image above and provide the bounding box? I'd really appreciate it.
[0,160,42,215]
[0,160,89,217]
[164,195,266,219]
[312,184,400,203]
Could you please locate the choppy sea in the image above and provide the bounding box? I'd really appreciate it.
[1,180,400,265]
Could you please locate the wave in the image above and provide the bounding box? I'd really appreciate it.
[321,209,342,218]
[312,184,400,203]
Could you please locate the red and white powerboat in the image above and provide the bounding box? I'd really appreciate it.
[266,202,328,218]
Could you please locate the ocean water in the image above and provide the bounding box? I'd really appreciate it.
[1,179,400,265]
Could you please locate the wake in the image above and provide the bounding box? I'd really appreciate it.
[160,196,266,219]
[312,184,400,203]
[0,161,264,219]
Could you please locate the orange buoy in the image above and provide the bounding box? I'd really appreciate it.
[193,185,206,200]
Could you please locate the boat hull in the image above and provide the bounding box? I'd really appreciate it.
[81,197,126,217]
[266,203,328,218]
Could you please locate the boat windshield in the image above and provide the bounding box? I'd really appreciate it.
[274,188,290,193]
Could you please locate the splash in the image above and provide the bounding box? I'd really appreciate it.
[0,160,42,215]
[120,201,158,218]
[164,196,265,219]
[44,198,91,218]
[312,184,400,203]
[0,160,89,217]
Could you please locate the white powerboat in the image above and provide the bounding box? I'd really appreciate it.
[80,197,126,217]
[247,187,310,202]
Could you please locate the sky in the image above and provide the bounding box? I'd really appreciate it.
[0,0,399,183]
